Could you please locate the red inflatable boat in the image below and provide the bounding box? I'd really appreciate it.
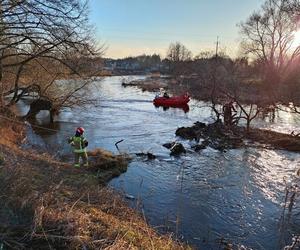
[153,94,190,106]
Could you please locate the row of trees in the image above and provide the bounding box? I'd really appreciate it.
[0,0,102,115]
[165,0,300,128]
[106,54,165,72]
[167,0,300,81]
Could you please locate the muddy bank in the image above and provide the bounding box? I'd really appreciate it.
[175,120,300,152]
[0,116,187,249]
[122,76,168,92]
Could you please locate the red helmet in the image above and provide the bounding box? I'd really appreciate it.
[76,127,85,134]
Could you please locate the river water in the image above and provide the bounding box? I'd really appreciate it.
[17,76,300,249]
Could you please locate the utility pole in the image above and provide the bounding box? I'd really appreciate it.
[215,36,219,58]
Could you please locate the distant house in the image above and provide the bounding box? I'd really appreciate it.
[103,56,167,74]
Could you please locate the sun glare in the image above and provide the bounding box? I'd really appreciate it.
[292,31,300,48]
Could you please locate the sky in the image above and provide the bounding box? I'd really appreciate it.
[89,0,264,59]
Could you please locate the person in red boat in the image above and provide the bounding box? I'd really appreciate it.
[163,92,170,98]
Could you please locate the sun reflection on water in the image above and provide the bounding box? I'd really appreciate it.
[245,149,299,204]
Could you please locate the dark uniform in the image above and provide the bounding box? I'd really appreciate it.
[223,102,236,127]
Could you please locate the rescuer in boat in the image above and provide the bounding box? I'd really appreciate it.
[223,101,236,127]
[68,127,89,167]
[157,88,170,98]
[163,92,170,98]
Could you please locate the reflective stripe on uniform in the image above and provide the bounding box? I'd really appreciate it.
[71,136,87,153]
[74,148,86,153]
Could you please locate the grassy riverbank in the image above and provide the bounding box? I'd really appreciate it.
[0,113,188,249]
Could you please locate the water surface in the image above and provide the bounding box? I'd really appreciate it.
[19,76,300,249]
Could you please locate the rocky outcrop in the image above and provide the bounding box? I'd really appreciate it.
[163,142,176,149]
[170,143,186,156]
[175,121,206,141]
[163,142,186,156]
[191,141,209,152]
[136,152,156,160]
[176,120,244,151]
[175,120,300,152]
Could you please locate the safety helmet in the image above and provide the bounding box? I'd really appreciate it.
[76,127,85,135]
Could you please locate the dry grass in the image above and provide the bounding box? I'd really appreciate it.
[87,149,130,183]
[0,108,25,148]
[0,113,189,249]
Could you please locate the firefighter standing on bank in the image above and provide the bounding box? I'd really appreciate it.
[68,127,89,167]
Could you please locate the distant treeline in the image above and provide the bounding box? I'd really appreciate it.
[104,54,170,74]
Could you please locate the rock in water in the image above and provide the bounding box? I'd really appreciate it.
[147,152,156,160]
[162,142,176,149]
[125,194,135,200]
[136,152,156,160]
[170,143,186,156]
[175,127,197,140]
[194,121,206,129]
[191,141,208,152]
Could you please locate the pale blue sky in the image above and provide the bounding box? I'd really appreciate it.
[89,0,263,58]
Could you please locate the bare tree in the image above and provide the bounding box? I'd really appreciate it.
[239,0,300,87]
[166,42,192,76]
[201,55,265,132]
[167,42,192,62]
[0,0,103,113]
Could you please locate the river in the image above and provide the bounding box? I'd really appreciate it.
[16,76,300,249]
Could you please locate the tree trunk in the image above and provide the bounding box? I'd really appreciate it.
[10,64,24,105]
[246,120,250,133]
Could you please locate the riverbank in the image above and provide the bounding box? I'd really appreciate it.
[122,76,169,92]
[123,76,300,150]
[125,75,300,106]
[0,112,188,249]
[175,120,300,152]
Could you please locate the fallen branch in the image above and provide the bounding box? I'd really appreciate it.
[115,139,124,153]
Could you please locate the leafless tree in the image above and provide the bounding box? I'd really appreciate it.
[239,0,300,86]
[166,42,192,76]
[0,0,103,113]
[167,42,192,62]
[202,55,264,132]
